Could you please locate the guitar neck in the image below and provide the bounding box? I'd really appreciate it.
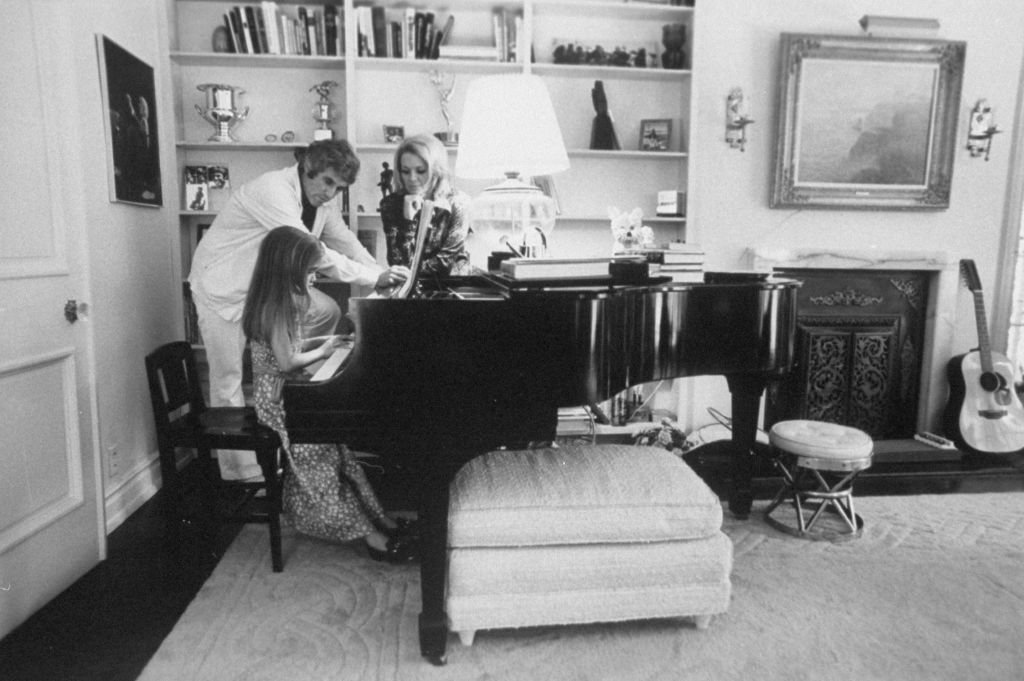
[972,290,995,374]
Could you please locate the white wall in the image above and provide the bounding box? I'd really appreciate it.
[679,0,1024,429]
[65,1,181,528]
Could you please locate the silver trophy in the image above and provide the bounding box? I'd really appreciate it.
[195,83,249,142]
[311,80,338,141]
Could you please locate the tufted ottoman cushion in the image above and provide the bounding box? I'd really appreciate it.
[768,419,873,471]
[446,444,733,645]
[448,444,723,548]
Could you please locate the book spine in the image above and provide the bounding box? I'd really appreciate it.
[235,6,254,54]
[225,11,242,53]
[403,8,416,60]
[243,6,263,53]
[324,4,337,56]
[371,6,387,58]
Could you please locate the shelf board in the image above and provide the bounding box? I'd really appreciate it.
[171,51,345,68]
[354,211,685,224]
[181,141,687,160]
[533,0,694,21]
[531,63,690,80]
[354,56,521,74]
[177,141,304,150]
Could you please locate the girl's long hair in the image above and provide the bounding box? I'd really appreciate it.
[242,227,323,345]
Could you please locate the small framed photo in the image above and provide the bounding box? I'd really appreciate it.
[383,125,405,144]
[639,119,672,151]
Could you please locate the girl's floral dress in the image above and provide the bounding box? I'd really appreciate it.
[250,338,389,543]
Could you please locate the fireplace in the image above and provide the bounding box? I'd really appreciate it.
[749,248,960,438]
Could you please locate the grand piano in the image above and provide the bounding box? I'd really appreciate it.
[284,270,800,664]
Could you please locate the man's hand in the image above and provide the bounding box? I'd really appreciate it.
[375,265,411,290]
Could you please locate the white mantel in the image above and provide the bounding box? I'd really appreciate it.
[746,247,962,436]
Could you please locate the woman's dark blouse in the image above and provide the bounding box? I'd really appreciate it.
[380,189,471,276]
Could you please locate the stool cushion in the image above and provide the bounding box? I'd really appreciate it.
[769,420,873,461]
[449,444,722,548]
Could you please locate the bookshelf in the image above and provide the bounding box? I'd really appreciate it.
[166,0,696,341]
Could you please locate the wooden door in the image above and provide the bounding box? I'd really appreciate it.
[0,0,102,640]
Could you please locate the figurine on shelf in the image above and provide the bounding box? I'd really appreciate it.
[590,80,621,150]
[429,70,458,145]
[661,23,687,70]
[378,162,394,204]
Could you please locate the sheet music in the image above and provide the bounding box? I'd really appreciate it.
[311,345,351,382]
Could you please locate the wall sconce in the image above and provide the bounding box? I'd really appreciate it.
[725,88,754,151]
[967,99,1002,161]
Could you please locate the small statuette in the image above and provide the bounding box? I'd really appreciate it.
[429,71,458,146]
[195,83,249,142]
[310,81,338,141]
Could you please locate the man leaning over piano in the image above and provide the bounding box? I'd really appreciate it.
[187,139,410,478]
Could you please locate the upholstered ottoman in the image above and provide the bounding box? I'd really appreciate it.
[446,444,733,646]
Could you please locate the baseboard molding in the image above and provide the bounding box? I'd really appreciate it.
[104,455,161,534]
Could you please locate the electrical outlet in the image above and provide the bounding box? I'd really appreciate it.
[107,445,120,477]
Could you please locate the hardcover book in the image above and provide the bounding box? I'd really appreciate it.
[500,257,611,280]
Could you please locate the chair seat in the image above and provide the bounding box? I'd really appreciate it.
[145,341,285,571]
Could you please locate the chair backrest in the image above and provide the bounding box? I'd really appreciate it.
[145,341,207,442]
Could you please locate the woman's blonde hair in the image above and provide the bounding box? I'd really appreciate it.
[391,133,452,199]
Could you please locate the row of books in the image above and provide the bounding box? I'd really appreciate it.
[354,6,450,60]
[222,3,344,56]
[354,7,523,62]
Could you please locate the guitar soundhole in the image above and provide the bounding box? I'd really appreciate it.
[979,371,1001,393]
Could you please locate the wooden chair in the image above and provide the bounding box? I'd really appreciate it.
[145,341,284,571]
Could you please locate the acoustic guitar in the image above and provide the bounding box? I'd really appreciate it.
[943,259,1024,454]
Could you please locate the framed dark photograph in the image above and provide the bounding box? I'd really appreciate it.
[639,119,672,151]
[383,125,405,144]
[96,34,162,207]
[770,34,965,210]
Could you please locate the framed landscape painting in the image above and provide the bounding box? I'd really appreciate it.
[96,34,162,207]
[769,34,965,210]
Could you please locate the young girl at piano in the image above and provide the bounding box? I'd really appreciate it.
[242,226,418,563]
[379,133,471,278]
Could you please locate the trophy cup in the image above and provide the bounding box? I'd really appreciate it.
[195,83,249,142]
[429,71,458,146]
[311,80,338,141]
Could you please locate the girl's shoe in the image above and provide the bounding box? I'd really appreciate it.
[366,534,418,564]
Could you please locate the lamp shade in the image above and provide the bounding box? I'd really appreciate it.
[456,74,569,180]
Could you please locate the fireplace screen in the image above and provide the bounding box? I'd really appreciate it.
[767,269,930,439]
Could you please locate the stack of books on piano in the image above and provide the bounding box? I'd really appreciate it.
[628,242,705,283]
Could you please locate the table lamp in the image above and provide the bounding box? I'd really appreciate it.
[455,74,569,259]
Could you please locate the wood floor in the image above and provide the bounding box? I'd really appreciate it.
[1,448,1022,681]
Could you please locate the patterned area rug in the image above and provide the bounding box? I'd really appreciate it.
[137,493,1024,681]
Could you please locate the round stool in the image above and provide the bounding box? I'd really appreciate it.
[764,420,873,541]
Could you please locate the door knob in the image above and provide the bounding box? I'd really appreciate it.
[64,299,89,323]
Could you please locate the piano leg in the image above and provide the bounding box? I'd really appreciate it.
[415,459,460,665]
[725,373,768,519]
